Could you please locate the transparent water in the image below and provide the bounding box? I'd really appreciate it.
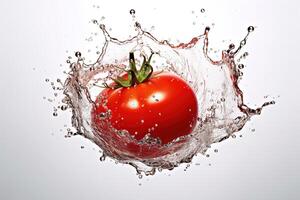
[53,12,274,176]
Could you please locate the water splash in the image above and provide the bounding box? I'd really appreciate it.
[57,12,274,176]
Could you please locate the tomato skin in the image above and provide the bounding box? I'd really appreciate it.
[91,73,198,159]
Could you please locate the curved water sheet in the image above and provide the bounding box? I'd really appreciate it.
[61,22,274,176]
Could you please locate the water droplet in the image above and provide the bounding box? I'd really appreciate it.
[205,26,210,33]
[248,26,255,32]
[61,105,68,111]
[100,24,105,29]
[75,51,81,58]
[201,8,205,13]
[100,155,106,161]
[240,40,246,46]
[229,43,235,50]
[45,78,49,82]
[53,112,58,117]
[80,146,84,149]
[214,149,218,153]
[238,64,245,69]
[138,174,143,179]
[92,19,98,24]
[135,22,141,28]
[141,119,144,124]
[98,112,106,119]
[129,9,135,15]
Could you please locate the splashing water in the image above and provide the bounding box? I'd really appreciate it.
[58,12,274,176]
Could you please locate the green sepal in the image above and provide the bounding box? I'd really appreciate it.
[111,71,133,88]
[110,52,155,88]
[135,55,153,83]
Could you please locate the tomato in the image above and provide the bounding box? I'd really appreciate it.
[91,53,198,159]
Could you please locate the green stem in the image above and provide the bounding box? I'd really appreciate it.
[111,52,155,88]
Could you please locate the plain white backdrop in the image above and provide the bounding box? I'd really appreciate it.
[0,0,299,199]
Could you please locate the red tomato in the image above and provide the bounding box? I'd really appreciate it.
[91,73,198,159]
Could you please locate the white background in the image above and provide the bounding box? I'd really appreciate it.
[0,0,299,199]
